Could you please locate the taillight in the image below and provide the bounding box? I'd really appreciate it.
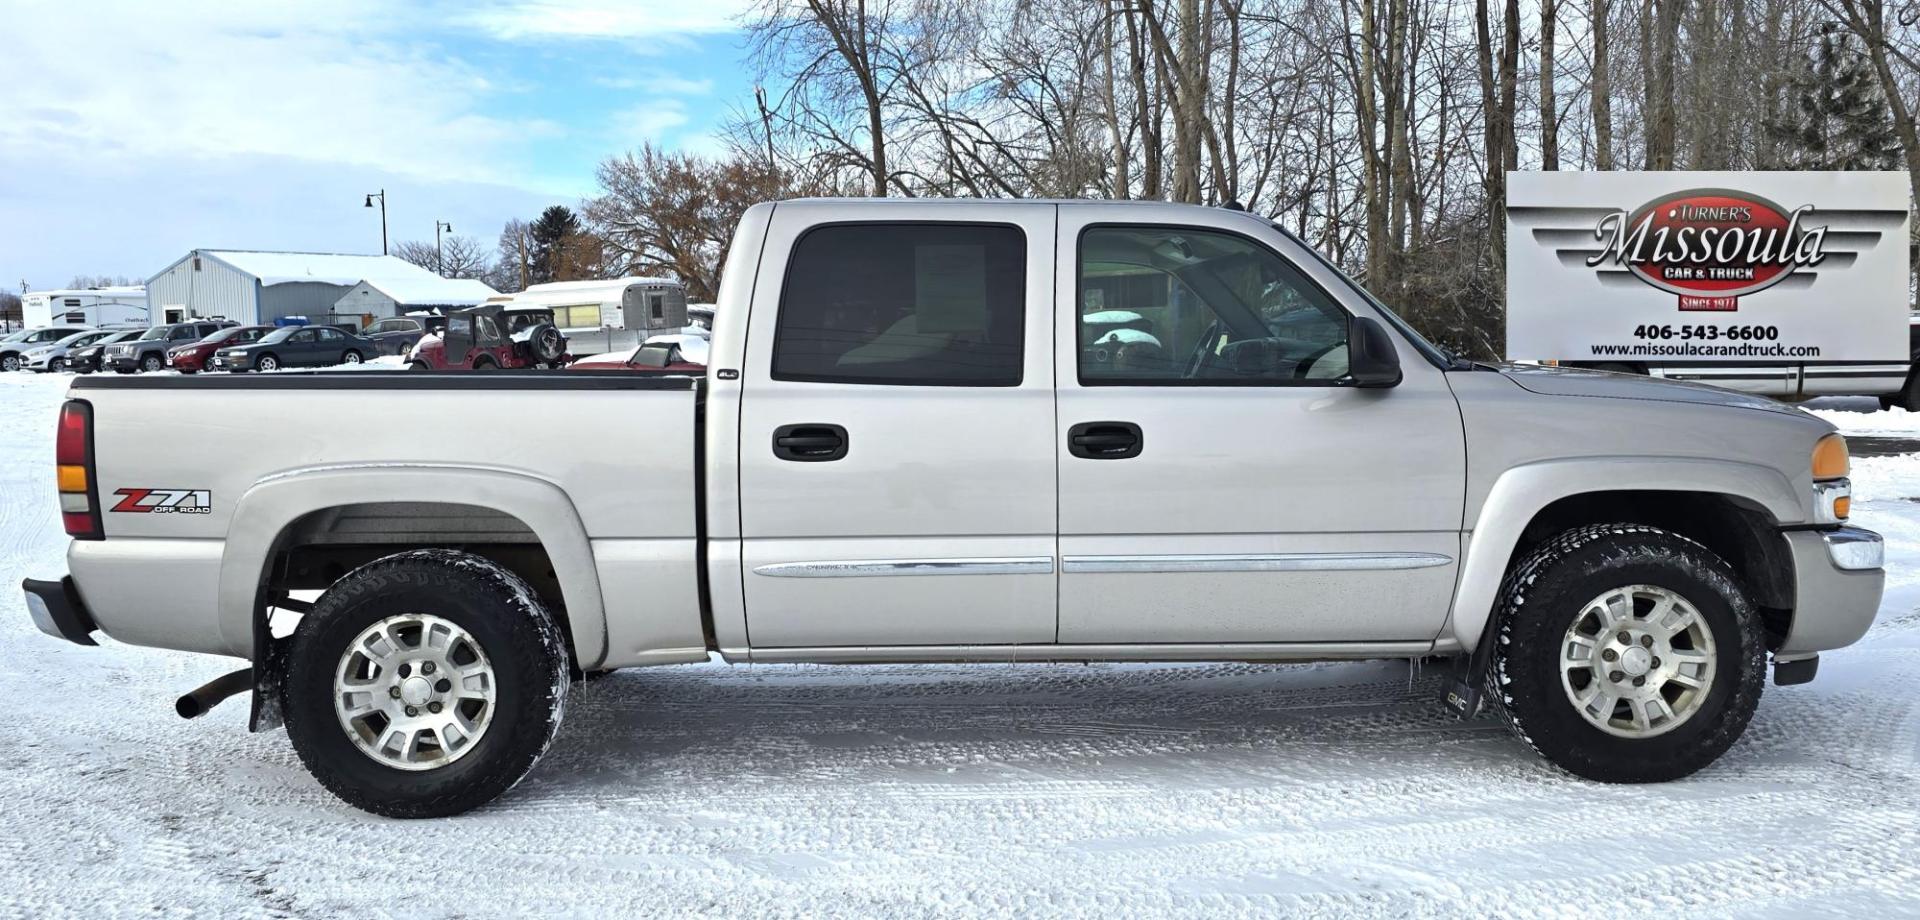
[56,400,102,540]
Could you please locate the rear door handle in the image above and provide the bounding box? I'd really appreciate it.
[773,424,848,462]
[1068,421,1143,459]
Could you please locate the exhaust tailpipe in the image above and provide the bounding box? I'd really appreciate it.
[176,668,254,720]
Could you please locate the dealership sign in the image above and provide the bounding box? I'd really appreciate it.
[1508,171,1910,362]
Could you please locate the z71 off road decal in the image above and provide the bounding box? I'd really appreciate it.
[111,488,212,514]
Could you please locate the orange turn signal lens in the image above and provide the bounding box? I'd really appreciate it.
[1834,496,1851,519]
[56,464,87,493]
[1812,434,1849,480]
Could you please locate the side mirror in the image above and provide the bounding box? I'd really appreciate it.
[1347,316,1402,388]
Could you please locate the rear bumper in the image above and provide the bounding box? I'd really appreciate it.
[21,576,99,646]
[1778,526,1885,657]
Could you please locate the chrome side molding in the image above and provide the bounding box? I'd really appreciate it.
[753,552,1451,578]
[1060,552,1452,574]
[753,557,1056,578]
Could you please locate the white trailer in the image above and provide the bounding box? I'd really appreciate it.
[21,287,150,329]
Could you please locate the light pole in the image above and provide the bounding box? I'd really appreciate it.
[364,190,388,255]
[434,220,454,276]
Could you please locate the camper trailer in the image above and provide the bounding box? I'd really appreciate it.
[21,287,149,329]
[510,278,687,333]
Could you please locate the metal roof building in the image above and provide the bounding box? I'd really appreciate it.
[145,250,451,326]
[333,276,501,317]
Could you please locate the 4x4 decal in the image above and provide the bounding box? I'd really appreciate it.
[110,488,212,514]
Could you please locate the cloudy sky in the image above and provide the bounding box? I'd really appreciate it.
[0,0,757,291]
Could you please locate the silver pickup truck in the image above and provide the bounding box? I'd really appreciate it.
[23,199,1885,817]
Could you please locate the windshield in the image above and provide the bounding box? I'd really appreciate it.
[0,329,35,343]
[256,327,296,344]
[137,326,170,341]
[54,331,99,347]
[102,330,141,344]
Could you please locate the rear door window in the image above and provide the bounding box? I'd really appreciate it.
[771,223,1026,386]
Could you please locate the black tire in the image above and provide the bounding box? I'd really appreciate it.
[47,357,65,373]
[0,354,17,372]
[256,353,280,372]
[1490,524,1765,783]
[341,350,363,365]
[524,323,566,363]
[1892,366,1920,412]
[409,360,431,372]
[472,357,497,371]
[140,353,164,373]
[282,549,572,818]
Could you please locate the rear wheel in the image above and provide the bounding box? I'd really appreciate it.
[1890,366,1920,411]
[1490,524,1764,783]
[282,550,572,818]
[341,350,363,365]
[409,360,431,372]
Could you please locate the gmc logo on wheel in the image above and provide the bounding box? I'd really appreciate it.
[110,488,212,514]
[1584,189,1831,310]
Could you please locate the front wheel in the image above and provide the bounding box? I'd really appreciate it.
[141,353,164,373]
[1490,524,1764,783]
[282,550,573,818]
[46,358,65,373]
[256,354,280,372]
[341,350,363,365]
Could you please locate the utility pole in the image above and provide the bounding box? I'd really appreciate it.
[435,220,454,277]
[364,189,388,255]
[755,86,777,167]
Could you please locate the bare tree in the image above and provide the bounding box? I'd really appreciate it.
[588,145,791,302]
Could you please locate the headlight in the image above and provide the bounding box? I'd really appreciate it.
[1812,433,1850,522]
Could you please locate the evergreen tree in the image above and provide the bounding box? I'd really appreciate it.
[528,205,583,285]
[1766,27,1904,171]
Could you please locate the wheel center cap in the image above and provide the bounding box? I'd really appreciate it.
[399,675,434,707]
[1619,646,1653,677]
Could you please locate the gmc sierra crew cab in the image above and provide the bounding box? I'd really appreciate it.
[23,199,1885,818]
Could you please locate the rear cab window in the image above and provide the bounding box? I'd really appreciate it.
[771,223,1027,386]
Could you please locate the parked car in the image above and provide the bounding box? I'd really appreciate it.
[65,329,144,375]
[106,321,236,373]
[1,325,94,371]
[25,199,1884,819]
[168,325,274,374]
[363,315,443,357]
[212,324,377,372]
[567,333,708,372]
[20,329,114,373]
[409,304,568,371]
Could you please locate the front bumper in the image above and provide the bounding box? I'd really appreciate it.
[211,354,248,370]
[108,354,141,371]
[1778,525,1885,657]
[22,576,99,646]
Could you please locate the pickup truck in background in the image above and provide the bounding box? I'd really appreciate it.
[23,199,1885,817]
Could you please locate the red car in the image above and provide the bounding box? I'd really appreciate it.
[410,305,568,371]
[566,334,707,373]
[168,325,274,373]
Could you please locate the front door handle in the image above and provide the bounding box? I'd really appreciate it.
[773,424,848,462]
[1068,421,1143,459]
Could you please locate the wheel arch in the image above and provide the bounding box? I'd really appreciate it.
[1449,457,1803,653]
[217,465,607,669]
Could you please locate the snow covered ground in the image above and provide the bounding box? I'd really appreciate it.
[2,372,1917,918]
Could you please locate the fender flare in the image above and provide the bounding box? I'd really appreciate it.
[1447,456,1802,652]
[216,464,607,668]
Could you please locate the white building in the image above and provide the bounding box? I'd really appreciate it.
[145,250,452,326]
[509,277,688,333]
[333,276,500,318]
[22,287,149,328]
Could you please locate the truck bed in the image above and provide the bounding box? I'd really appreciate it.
[65,371,704,667]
